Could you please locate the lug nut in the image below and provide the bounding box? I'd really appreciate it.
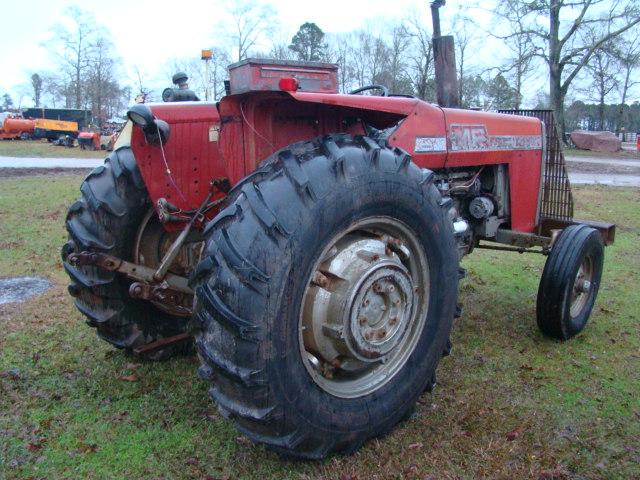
[373,283,383,293]
[390,316,398,325]
[312,271,329,288]
[359,316,368,326]
[377,329,386,339]
[394,298,401,305]
[387,285,395,292]
[365,331,373,341]
[363,299,370,306]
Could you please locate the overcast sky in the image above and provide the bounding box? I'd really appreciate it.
[4,0,630,109]
[1,0,507,106]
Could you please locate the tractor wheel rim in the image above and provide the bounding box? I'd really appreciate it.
[570,254,594,318]
[133,208,201,317]
[298,216,430,398]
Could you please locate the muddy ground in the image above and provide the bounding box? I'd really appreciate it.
[0,168,91,178]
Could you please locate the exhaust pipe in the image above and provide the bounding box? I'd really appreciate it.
[431,1,460,108]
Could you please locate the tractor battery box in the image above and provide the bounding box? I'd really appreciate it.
[228,58,338,94]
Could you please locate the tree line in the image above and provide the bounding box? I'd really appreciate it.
[4,7,130,126]
[4,1,640,135]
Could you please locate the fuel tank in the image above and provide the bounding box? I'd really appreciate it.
[1,118,35,134]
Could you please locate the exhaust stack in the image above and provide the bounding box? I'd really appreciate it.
[431,1,460,108]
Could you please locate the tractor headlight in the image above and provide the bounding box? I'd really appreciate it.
[127,104,155,130]
[126,104,170,145]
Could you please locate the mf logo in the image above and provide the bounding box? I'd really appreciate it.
[449,124,489,151]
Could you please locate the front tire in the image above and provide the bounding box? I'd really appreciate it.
[536,224,604,340]
[191,135,459,458]
[62,147,192,360]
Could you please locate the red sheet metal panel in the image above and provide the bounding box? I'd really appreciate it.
[442,109,544,233]
[229,59,338,94]
[131,103,225,219]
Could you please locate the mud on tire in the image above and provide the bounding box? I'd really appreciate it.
[61,146,191,360]
[191,134,459,458]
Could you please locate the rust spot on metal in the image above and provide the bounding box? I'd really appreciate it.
[132,332,192,355]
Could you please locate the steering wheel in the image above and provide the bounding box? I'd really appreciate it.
[349,84,389,97]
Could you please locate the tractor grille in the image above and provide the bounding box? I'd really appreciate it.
[498,109,574,222]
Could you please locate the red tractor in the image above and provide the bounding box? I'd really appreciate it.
[62,58,614,459]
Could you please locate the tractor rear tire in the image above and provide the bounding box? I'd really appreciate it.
[61,146,192,360]
[191,134,459,459]
[536,224,604,340]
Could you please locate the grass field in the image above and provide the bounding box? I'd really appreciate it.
[0,174,638,480]
[0,139,104,158]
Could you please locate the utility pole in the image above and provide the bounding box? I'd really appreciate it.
[431,1,460,108]
[201,49,213,101]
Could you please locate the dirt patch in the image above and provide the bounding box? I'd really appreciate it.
[566,161,640,175]
[0,167,91,178]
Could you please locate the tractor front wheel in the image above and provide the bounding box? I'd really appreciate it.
[536,224,604,340]
[191,135,459,458]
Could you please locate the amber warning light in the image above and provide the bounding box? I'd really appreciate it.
[201,49,213,60]
[279,77,299,92]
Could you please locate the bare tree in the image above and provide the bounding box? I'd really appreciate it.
[40,73,63,108]
[497,0,640,138]
[134,66,153,103]
[49,6,95,109]
[207,47,232,100]
[225,0,276,61]
[614,33,640,133]
[584,42,619,130]
[405,15,435,101]
[385,26,412,94]
[492,0,536,109]
[31,74,43,107]
[268,43,296,61]
[326,33,354,93]
[453,16,474,108]
[350,32,373,88]
[86,36,118,123]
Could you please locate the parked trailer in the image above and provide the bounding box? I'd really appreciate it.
[33,118,78,142]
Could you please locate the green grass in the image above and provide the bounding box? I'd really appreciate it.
[1,176,639,479]
[0,139,104,158]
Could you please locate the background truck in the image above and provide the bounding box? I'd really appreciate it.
[32,118,78,142]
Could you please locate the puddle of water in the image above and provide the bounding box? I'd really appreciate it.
[0,277,53,305]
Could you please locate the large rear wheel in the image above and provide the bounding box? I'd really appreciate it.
[191,134,459,458]
[61,147,192,360]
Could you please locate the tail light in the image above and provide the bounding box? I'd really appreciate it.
[279,77,299,92]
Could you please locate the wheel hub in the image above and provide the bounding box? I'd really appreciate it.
[346,264,413,361]
[299,217,429,398]
[570,256,594,318]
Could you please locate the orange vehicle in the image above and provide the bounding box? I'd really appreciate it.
[0,116,35,139]
[77,131,100,150]
[33,118,78,141]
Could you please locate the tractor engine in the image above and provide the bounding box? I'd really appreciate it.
[435,165,510,259]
